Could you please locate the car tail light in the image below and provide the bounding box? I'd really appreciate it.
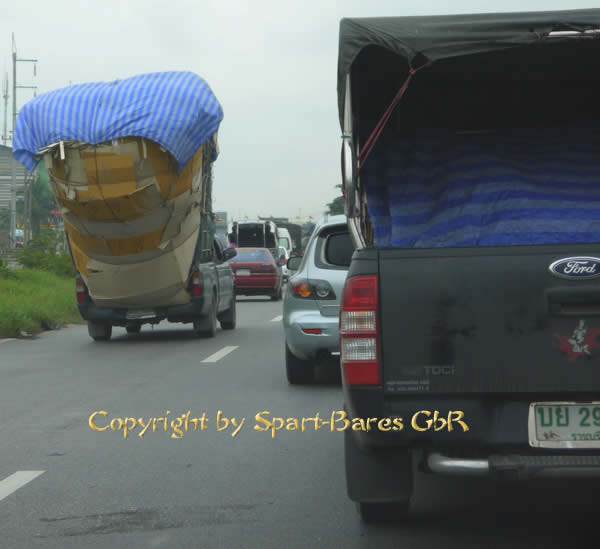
[76,277,88,304]
[290,279,336,300]
[339,276,380,386]
[191,271,203,297]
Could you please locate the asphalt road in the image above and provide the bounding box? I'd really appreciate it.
[0,293,598,548]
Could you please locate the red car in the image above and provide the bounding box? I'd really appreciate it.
[228,248,283,301]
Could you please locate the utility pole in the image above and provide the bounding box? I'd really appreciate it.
[2,70,8,146]
[9,33,37,249]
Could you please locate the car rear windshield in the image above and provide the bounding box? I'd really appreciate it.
[229,249,272,263]
[279,237,290,248]
[324,232,354,267]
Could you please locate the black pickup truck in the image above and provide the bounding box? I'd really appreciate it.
[77,235,236,341]
[337,9,600,522]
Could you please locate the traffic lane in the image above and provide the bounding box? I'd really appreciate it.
[0,298,285,477]
[0,297,348,548]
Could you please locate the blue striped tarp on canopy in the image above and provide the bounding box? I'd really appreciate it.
[363,126,600,248]
[13,71,223,173]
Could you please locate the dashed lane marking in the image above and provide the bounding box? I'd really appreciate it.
[201,346,239,363]
[0,471,45,503]
[270,315,283,322]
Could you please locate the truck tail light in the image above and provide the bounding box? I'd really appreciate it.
[191,271,203,297]
[339,276,380,386]
[76,277,88,304]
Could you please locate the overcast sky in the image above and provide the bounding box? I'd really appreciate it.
[2,1,595,222]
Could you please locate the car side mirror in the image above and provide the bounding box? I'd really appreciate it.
[287,256,302,271]
[223,248,237,261]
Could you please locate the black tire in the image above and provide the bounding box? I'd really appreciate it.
[344,428,413,523]
[218,294,236,330]
[126,325,141,334]
[356,501,410,524]
[271,285,283,302]
[88,320,112,342]
[194,292,217,338]
[285,344,315,384]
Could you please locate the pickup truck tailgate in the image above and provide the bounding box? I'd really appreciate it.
[379,245,600,394]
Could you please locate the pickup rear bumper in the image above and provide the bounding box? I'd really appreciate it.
[426,452,600,479]
[78,296,207,326]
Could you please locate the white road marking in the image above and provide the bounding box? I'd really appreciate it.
[0,471,45,502]
[201,346,239,363]
[270,315,283,322]
[0,338,17,344]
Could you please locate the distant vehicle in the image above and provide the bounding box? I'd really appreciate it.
[228,247,284,301]
[278,246,290,282]
[277,228,293,255]
[228,220,279,258]
[283,214,353,383]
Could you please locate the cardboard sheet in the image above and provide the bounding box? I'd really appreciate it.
[44,136,209,308]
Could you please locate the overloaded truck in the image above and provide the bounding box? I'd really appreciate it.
[13,71,237,341]
[337,9,600,522]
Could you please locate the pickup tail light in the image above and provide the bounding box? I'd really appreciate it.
[191,271,203,297]
[76,277,88,304]
[339,276,380,386]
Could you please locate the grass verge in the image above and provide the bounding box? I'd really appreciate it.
[0,269,82,337]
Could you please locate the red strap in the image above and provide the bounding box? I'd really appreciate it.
[357,62,430,173]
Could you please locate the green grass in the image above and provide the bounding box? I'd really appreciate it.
[0,269,83,337]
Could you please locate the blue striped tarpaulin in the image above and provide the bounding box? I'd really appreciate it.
[13,71,223,173]
[363,126,600,248]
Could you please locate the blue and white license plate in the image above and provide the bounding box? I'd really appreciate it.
[529,402,600,449]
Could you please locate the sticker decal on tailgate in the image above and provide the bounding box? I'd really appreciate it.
[554,319,600,361]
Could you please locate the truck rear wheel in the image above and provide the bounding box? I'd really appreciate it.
[344,428,412,523]
[194,292,217,338]
[88,321,112,342]
[218,294,236,330]
[285,344,315,384]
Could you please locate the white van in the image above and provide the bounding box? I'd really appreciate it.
[277,228,293,254]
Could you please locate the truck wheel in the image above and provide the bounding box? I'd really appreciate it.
[285,344,315,384]
[126,325,141,334]
[88,320,112,342]
[344,428,412,523]
[194,292,217,338]
[218,294,236,330]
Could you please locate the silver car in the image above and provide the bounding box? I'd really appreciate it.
[283,214,354,384]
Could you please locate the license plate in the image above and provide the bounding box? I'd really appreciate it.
[126,309,156,320]
[528,402,600,449]
[237,269,250,276]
